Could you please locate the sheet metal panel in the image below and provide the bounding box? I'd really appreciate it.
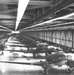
[60,31,66,46]
[72,31,74,48]
[49,31,52,42]
[61,39,66,45]
[42,32,44,39]
[65,31,72,41]
[52,31,55,38]
[46,32,48,41]
[53,38,56,43]
[44,31,47,40]
[60,31,66,40]
[56,31,60,39]
[51,31,55,43]
[56,39,60,44]
[66,41,72,47]
[40,32,42,39]
[65,31,72,47]
[47,32,50,41]
[31,30,73,48]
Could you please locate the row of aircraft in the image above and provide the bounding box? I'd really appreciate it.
[0,35,74,75]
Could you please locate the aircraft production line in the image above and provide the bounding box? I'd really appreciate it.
[0,35,74,75]
[0,0,74,75]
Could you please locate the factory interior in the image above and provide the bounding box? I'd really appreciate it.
[0,0,74,75]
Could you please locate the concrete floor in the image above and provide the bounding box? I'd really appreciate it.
[0,63,44,75]
[0,53,45,75]
[0,52,74,75]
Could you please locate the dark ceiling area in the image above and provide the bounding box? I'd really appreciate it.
[0,0,74,32]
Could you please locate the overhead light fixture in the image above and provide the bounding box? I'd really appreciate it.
[15,0,30,30]
[21,12,74,30]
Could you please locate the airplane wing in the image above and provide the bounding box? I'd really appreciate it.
[3,50,46,53]
[0,60,42,66]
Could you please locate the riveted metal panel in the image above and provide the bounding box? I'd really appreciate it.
[44,31,47,40]
[65,31,72,47]
[38,32,40,38]
[49,31,52,37]
[73,31,74,41]
[66,41,72,47]
[49,31,52,42]
[42,32,45,40]
[56,31,60,39]
[61,40,66,45]
[73,42,74,48]
[40,32,42,39]
[35,32,37,37]
[42,32,44,40]
[65,31,72,41]
[55,31,61,44]
[47,32,49,41]
[53,38,56,43]
[46,31,48,40]
[42,32,44,39]
[60,31,66,46]
[72,31,74,48]
[52,31,55,38]
[49,37,52,42]
[46,31,48,41]
[41,32,43,39]
[31,30,73,48]
[56,39,60,44]
[60,31,66,40]
[52,31,56,42]
[39,32,40,38]
[40,32,43,39]
[34,32,35,37]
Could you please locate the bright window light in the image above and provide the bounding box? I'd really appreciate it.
[15,0,30,30]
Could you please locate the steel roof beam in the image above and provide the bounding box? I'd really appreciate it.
[22,0,74,30]
[0,0,52,6]
[32,0,74,23]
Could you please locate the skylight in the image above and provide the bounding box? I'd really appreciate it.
[15,0,30,30]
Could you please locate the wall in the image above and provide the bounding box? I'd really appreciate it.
[27,30,74,48]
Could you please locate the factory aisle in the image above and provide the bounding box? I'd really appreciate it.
[0,57,44,75]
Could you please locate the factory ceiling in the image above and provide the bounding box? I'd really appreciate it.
[0,0,74,32]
